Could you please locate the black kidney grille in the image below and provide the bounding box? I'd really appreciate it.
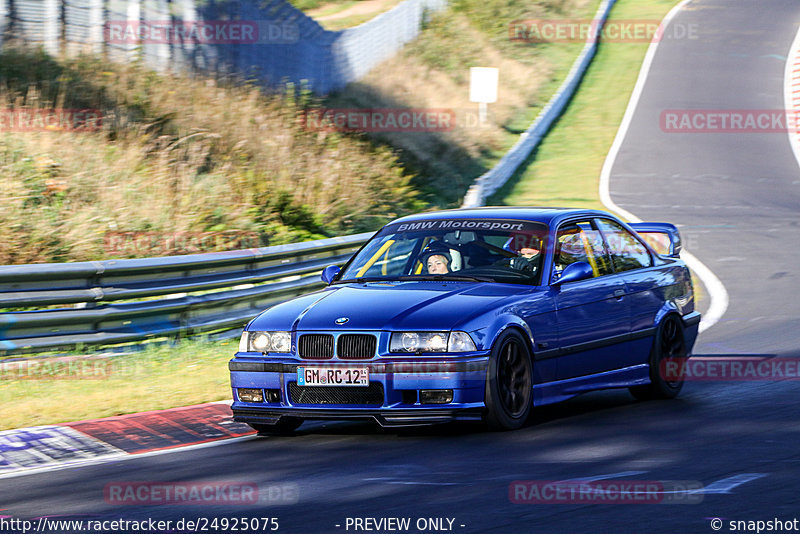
[298,334,334,359]
[289,383,384,406]
[337,334,377,360]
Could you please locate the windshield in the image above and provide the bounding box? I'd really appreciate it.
[338,218,549,285]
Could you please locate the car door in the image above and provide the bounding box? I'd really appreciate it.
[595,217,661,368]
[552,220,632,380]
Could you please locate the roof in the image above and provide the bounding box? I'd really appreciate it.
[389,207,612,227]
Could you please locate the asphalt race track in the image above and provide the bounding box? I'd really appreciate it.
[2,2,800,533]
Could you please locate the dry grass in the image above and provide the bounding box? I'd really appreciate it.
[0,49,422,264]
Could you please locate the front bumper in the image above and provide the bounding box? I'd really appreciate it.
[229,355,490,427]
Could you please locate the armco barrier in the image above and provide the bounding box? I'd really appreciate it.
[0,233,371,355]
[461,0,617,208]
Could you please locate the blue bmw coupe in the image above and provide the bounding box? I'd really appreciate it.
[229,207,700,432]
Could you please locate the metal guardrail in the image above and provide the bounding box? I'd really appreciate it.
[461,0,617,207]
[0,233,371,355]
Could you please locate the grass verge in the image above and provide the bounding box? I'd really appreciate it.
[0,339,234,430]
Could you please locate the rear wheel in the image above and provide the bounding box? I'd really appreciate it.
[630,315,688,401]
[484,330,533,430]
[248,417,303,435]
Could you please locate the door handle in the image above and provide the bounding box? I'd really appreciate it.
[614,289,626,299]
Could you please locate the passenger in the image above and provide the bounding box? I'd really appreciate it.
[419,241,461,274]
[426,254,450,274]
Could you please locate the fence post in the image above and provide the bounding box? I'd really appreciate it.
[43,0,60,55]
[126,0,140,61]
[0,0,7,45]
[87,0,104,55]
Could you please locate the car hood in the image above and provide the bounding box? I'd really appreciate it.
[248,281,534,332]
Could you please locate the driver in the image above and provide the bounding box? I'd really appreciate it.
[503,235,542,272]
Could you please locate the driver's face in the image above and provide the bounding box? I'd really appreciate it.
[519,247,540,258]
[426,254,449,274]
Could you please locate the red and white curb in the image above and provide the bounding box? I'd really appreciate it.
[784,23,800,170]
[0,401,254,480]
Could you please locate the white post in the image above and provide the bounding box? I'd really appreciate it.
[43,0,60,55]
[469,67,499,128]
[127,0,141,60]
[88,0,104,55]
[0,0,7,47]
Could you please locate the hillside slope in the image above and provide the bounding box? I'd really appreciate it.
[0,0,597,263]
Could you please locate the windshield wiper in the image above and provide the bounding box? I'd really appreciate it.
[402,275,494,283]
[333,277,398,284]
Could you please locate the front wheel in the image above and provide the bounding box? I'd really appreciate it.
[484,330,533,430]
[248,417,303,436]
[629,314,688,401]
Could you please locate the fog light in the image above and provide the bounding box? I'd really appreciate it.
[401,390,418,404]
[419,389,453,404]
[238,388,264,403]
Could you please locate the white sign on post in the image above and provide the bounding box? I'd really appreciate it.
[469,67,498,126]
[469,67,499,103]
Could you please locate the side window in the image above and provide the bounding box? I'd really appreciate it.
[553,221,613,280]
[596,219,652,272]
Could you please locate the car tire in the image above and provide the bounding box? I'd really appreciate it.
[248,417,303,435]
[629,314,688,401]
[484,329,533,431]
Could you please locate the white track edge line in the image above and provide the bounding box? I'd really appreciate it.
[598,0,728,334]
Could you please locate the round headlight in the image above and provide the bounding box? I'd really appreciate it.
[270,331,291,352]
[251,333,270,352]
[429,333,448,352]
[401,332,420,351]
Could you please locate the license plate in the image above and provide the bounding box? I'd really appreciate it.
[297,367,369,386]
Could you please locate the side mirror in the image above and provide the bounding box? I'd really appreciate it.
[321,265,341,285]
[552,261,593,286]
